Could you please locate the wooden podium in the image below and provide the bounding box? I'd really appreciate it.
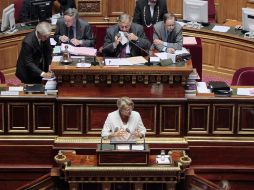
[96,143,150,166]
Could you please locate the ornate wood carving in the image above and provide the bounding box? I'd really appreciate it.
[77,0,102,15]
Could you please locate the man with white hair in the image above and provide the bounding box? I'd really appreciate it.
[16,22,54,84]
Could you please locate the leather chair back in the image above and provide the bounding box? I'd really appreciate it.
[14,0,24,22]
[231,67,254,86]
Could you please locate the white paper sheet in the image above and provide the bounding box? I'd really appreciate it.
[76,63,91,68]
[237,88,254,96]
[8,86,23,91]
[197,82,211,93]
[212,25,230,33]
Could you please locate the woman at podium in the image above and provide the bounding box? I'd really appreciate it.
[101,97,146,142]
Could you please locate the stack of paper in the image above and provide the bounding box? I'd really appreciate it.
[61,44,97,56]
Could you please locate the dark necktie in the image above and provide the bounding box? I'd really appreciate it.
[68,26,74,40]
[167,31,173,43]
[119,44,127,58]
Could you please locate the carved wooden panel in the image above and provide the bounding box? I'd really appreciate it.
[0,103,4,133]
[217,42,254,72]
[86,103,157,135]
[107,0,128,17]
[7,103,30,133]
[237,104,254,135]
[33,103,55,134]
[168,0,183,18]
[78,0,102,15]
[188,104,210,135]
[160,105,183,136]
[202,40,216,68]
[61,104,83,135]
[212,104,235,135]
[135,104,157,135]
[86,104,115,134]
[0,41,20,70]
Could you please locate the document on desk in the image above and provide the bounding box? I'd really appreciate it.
[155,48,190,62]
[237,88,254,96]
[212,25,230,33]
[61,44,97,56]
[183,37,197,45]
[105,56,147,66]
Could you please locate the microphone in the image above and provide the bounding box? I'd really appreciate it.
[125,128,131,133]
[114,127,119,132]
[141,133,146,150]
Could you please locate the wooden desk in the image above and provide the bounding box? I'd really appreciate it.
[51,60,193,87]
[55,150,189,190]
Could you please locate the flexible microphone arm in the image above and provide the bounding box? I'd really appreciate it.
[124,32,150,56]
[101,33,121,52]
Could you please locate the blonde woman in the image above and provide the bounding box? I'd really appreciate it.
[101,97,146,141]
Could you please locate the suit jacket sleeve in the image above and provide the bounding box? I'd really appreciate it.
[102,27,118,57]
[135,25,151,49]
[22,43,44,77]
[79,23,95,47]
[54,20,62,44]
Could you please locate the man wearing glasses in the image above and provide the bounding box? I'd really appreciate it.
[102,13,151,58]
[153,13,183,54]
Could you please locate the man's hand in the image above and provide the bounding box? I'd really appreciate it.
[153,39,163,45]
[166,48,175,54]
[42,72,54,79]
[113,35,121,47]
[126,33,138,41]
[70,38,82,46]
[59,35,69,43]
[113,128,128,137]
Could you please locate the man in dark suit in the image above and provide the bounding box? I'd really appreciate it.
[153,13,183,53]
[54,8,95,47]
[102,13,151,58]
[16,22,54,84]
[53,0,76,15]
[133,0,168,27]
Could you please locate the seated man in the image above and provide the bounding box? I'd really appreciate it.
[102,13,151,58]
[101,97,146,142]
[133,0,168,27]
[54,8,95,47]
[153,13,183,53]
[16,22,54,84]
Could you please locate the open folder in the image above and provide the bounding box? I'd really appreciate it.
[60,43,97,56]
